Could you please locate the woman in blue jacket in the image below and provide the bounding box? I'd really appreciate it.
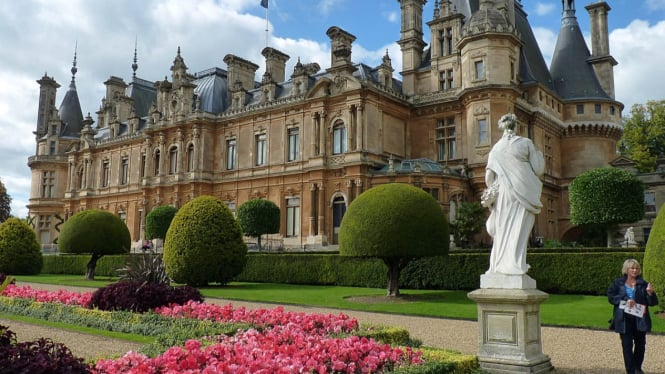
[608,259,658,374]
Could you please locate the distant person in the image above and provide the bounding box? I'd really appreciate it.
[141,240,152,253]
[482,113,544,275]
[607,259,658,374]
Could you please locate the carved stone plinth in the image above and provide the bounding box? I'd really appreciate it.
[467,288,553,373]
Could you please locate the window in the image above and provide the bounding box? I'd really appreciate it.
[120,157,129,185]
[50,125,57,136]
[101,160,110,187]
[439,70,454,90]
[445,28,453,55]
[474,60,484,80]
[288,128,299,161]
[422,188,439,201]
[286,197,300,237]
[140,154,146,178]
[154,150,161,176]
[576,104,584,114]
[478,118,488,144]
[118,211,126,224]
[255,133,267,166]
[595,104,602,114]
[226,139,236,170]
[436,117,456,161]
[41,171,55,198]
[332,124,347,154]
[610,106,616,115]
[187,144,195,172]
[645,191,656,213]
[49,141,56,155]
[76,167,84,189]
[169,146,178,174]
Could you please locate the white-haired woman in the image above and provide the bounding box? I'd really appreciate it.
[608,259,658,374]
[483,113,544,275]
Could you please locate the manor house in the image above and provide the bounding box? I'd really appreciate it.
[27,0,622,250]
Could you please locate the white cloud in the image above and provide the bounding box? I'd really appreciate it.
[532,27,558,65]
[534,2,556,17]
[611,19,665,111]
[646,0,665,11]
[318,0,345,15]
[385,11,399,23]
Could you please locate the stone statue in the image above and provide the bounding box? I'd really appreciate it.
[624,227,636,247]
[482,113,544,276]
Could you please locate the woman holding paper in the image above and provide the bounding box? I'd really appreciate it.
[608,259,658,374]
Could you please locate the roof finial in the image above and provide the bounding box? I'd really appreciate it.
[70,41,78,89]
[132,36,138,79]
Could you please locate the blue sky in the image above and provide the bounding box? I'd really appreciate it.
[1,0,665,219]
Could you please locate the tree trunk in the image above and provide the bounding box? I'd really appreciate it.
[257,235,263,251]
[384,258,412,297]
[85,254,102,280]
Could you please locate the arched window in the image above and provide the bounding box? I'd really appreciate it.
[187,143,195,172]
[169,146,178,174]
[332,122,347,155]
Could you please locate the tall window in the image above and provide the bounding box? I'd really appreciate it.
[226,139,236,170]
[474,60,485,80]
[187,144,195,172]
[256,133,267,166]
[288,128,299,161]
[439,70,454,90]
[286,197,300,237]
[645,191,656,213]
[120,157,129,185]
[332,123,347,154]
[101,160,110,187]
[439,28,453,56]
[169,146,178,174]
[140,154,146,178]
[41,171,55,198]
[49,141,56,155]
[154,150,161,176]
[478,118,488,144]
[436,117,456,161]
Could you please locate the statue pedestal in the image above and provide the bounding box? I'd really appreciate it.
[467,288,553,373]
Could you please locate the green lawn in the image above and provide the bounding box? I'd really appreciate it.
[14,274,665,333]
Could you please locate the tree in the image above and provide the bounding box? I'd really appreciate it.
[0,179,11,223]
[57,209,131,280]
[145,205,178,240]
[620,100,665,172]
[164,196,247,286]
[643,203,665,297]
[0,218,43,274]
[569,168,644,247]
[339,183,449,297]
[450,201,487,248]
[236,199,280,251]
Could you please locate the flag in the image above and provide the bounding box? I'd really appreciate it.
[260,0,268,8]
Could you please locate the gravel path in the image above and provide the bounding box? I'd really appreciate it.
[4,282,665,373]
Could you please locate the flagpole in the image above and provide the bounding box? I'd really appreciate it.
[265,3,269,48]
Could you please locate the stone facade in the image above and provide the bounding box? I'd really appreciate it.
[27,1,623,250]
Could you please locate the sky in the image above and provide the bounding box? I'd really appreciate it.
[1,0,665,219]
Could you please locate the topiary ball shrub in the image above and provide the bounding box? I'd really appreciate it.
[145,205,178,240]
[86,281,203,313]
[643,203,665,296]
[0,217,43,275]
[58,209,131,255]
[0,324,90,373]
[164,196,247,287]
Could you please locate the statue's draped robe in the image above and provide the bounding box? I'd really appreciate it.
[485,134,544,275]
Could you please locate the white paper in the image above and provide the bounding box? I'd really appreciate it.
[620,300,645,318]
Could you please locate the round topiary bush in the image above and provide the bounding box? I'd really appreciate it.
[0,218,43,275]
[164,195,247,286]
[642,203,665,295]
[236,199,280,251]
[339,183,449,296]
[145,205,178,240]
[58,209,131,279]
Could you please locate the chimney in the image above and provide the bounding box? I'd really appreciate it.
[223,54,259,97]
[326,26,357,74]
[262,47,290,83]
[585,1,617,98]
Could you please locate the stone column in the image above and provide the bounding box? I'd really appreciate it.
[309,183,318,235]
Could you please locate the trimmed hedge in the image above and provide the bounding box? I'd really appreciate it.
[40,251,644,295]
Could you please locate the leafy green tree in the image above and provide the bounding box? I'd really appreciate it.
[0,179,11,223]
[642,203,665,297]
[145,205,178,240]
[164,196,247,286]
[450,201,487,248]
[621,100,665,172]
[569,168,644,247]
[236,199,280,251]
[0,218,43,274]
[57,209,131,280]
[339,183,449,297]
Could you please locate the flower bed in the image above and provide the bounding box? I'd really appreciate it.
[1,284,427,373]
